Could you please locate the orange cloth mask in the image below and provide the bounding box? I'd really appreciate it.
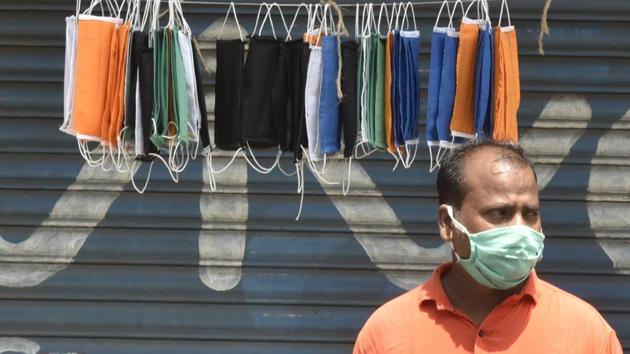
[492,26,520,143]
[449,18,481,139]
[72,15,121,141]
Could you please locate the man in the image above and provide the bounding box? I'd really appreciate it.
[353,141,623,353]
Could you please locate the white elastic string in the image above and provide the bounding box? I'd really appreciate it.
[77,140,103,167]
[148,152,180,182]
[300,146,339,185]
[434,0,452,28]
[448,0,465,28]
[295,159,305,221]
[387,150,401,171]
[354,4,359,38]
[76,0,82,16]
[464,0,479,18]
[204,150,217,191]
[243,142,281,174]
[219,2,244,41]
[342,157,352,196]
[377,2,390,35]
[405,143,418,168]
[126,158,154,194]
[252,2,269,36]
[277,155,298,176]
[498,0,512,27]
[286,3,310,41]
[210,148,242,174]
[387,2,396,32]
[409,2,418,30]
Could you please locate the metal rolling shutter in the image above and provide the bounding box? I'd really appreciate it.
[0,0,628,352]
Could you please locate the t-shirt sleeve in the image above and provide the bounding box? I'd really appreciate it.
[353,312,385,354]
[600,330,623,354]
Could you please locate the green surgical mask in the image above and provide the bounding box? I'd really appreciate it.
[446,205,545,290]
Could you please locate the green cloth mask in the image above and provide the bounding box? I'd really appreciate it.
[446,205,545,290]
[151,28,169,149]
[171,26,189,144]
[370,34,386,150]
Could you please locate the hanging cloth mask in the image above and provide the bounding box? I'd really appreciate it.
[356,3,373,149]
[474,0,494,139]
[383,3,398,155]
[108,21,132,148]
[61,12,79,135]
[341,38,358,159]
[449,0,483,141]
[285,4,312,163]
[214,2,245,151]
[170,26,190,146]
[318,4,344,156]
[241,4,289,149]
[436,0,464,152]
[174,6,202,146]
[425,0,451,171]
[392,3,420,168]
[72,12,122,146]
[125,0,159,162]
[492,0,520,144]
[192,38,211,152]
[151,27,171,150]
[304,4,326,162]
[367,4,388,151]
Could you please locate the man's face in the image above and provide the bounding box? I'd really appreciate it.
[445,148,541,259]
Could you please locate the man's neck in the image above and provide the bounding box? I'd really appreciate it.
[441,263,524,326]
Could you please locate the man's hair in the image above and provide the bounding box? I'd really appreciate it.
[436,140,537,208]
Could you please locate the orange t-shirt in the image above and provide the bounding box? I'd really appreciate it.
[354,263,622,354]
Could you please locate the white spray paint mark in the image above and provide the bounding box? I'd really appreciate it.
[199,158,248,291]
[526,95,592,190]
[0,164,130,287]
[0,337,40,354]
[528,95,630,272]
[315,162,450,290]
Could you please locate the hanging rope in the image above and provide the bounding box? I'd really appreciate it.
[538,0,553,55]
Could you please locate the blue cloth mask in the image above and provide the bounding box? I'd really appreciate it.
[319,34,342,154]
[436,28,459,148]
[399,30,421,145]
[425,28,447,146]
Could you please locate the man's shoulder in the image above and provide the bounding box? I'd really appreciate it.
[537,277,613,330]
[362,285,424,332]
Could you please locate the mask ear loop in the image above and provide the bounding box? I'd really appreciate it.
[448,0,465,29]
[204,147,243,192]
[464,0,480,20]
[434,0,452,29]
[499,0,512,28]
[400,2,417,32]
[300,146,339,185]
[218,2,244,42]
[377,3,390,36]
[257,3,277,39]
[242,141,281,175]
[342,155,352,196]
[294,158,305,221]
[286,3,310,42]
[252,2,269,38]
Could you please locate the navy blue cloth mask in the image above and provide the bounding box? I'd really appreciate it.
[392,30,405,147]
[426,28,447,146]
[319,34,342,154]
[474,23,493,138]
[399,30,421,145]
[436,28,459,148]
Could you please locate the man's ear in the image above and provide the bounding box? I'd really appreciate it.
[438,204,454,243]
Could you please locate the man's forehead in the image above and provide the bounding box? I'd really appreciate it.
[463,148,538,198]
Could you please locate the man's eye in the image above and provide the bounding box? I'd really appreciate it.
[488,209,508,219]
[525,210,539,219]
